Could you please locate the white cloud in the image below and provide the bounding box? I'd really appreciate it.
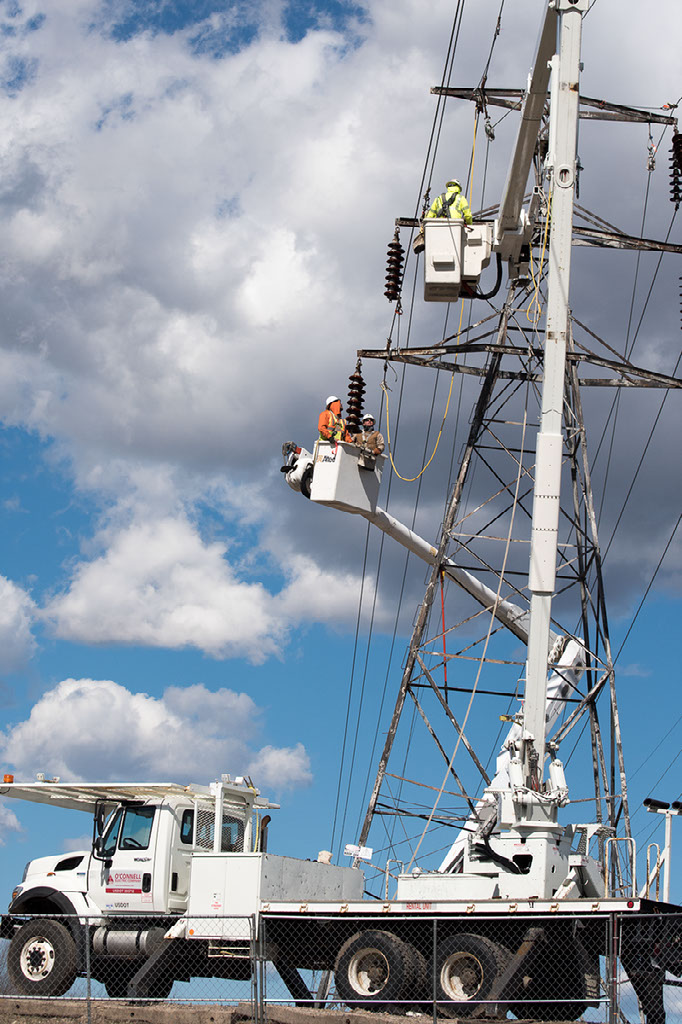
[0,0,429,474]
[43,512,371,659]
[62,834,93,853]
[0,576,36,672]
[0,802,22,846]
[0,678,311,791]
[618,663,652,678]
[44,516,284,662]
[248,743,312,791]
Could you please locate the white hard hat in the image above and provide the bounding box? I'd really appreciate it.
[362,413,375,422]
[446,178,461,189]
[326,395,340,406]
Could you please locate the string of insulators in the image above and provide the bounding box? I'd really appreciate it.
[346,360,365,435]
[384,230,404,302]
[670,133,682,209]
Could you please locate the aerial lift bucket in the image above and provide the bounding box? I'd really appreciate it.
[310,441,385,514]
[423,220,493,302]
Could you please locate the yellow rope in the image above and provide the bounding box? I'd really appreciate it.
[384,111,479,484]
[526,189,552,325]
[383,304,464,482]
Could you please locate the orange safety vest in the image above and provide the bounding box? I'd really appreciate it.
[318,409,350,442]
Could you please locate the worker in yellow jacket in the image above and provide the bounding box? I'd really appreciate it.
[413,178,473,253]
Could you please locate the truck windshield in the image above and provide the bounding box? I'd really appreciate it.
[119,806,155,850]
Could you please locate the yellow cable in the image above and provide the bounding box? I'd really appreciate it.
[385,112,477,483]
[526,189,552,324]
[384,304,465,482]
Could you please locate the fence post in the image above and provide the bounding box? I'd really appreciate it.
[84,919,91,1024]
[259,915,266,1024]
[251,916,259,1024]
[608,911,618,1024]
[432,918,437,1024]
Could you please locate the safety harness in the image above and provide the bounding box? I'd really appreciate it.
[439,189,463,218]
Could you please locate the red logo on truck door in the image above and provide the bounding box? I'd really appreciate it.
[106,871,143,894]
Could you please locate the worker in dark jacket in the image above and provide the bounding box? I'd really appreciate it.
[413,178,473,253]
[318,396,351,443]
[354,414,385,456]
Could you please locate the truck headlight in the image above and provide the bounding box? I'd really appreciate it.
[11,885,23,902]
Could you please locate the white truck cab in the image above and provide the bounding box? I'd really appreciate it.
[0,774,363,1000]
[5,776,271,924]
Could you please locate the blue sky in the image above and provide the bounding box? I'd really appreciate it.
[0,0,680,911]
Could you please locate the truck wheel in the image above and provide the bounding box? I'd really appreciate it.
[8,919,78,997]
[335,929,415,1011]
[435,933,509,1017]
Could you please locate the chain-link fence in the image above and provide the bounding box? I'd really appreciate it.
[260,911,682,1023]
[0,914,256,1005]
[2,909,682,1021]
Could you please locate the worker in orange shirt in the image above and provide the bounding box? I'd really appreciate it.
[318,396,351,443]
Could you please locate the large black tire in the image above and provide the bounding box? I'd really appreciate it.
[8,919,78,997]
[334,930,416,1012]
[435,932,509,1018]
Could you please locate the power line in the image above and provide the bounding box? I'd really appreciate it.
[614,512,681,668]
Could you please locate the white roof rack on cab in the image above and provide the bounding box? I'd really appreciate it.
[0,775,279,814]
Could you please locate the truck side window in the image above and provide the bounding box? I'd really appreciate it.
[221,814,244,852]
[119,806,155,851]
[180,809,194,845]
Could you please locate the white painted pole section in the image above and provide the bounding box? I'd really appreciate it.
[523,0,587,782]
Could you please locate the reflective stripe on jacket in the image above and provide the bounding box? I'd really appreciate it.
[319,410,349,441]
[425,185,473,225]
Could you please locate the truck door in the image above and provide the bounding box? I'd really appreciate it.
[167,808,194,912]
[88,804,158,914]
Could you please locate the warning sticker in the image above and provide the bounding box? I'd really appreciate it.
[106,871,143,894]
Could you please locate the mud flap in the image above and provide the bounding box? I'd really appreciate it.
[272,959,313,1006]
